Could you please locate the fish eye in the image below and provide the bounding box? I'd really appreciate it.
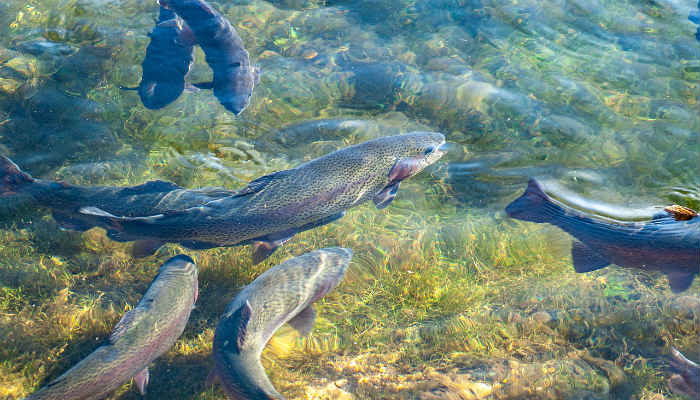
[232,62,241,68]
[423,146,435,155]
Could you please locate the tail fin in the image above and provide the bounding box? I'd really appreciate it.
[0,156,34,196]
[505,179,557,223]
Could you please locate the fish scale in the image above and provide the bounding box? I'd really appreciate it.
[212,248,353,399]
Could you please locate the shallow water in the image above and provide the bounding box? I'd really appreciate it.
[0,0,698,399]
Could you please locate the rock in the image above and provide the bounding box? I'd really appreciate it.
[531,310,553,324]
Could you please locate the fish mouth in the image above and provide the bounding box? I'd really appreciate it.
[436,140,451,157]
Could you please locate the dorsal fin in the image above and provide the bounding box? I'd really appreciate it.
[121,180,182,195]
[109,307,145,344]
[664,205,698,221]
[233,170,290,198]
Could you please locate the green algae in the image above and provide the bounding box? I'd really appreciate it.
[0,0,698,398]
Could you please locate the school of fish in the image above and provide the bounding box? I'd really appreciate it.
[2,0,697,399]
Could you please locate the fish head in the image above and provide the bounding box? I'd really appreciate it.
[369,132,447,185]
[160,254,199,304]
[215,63,258,115]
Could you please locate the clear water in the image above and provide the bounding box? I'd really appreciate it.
[0,0,698,398]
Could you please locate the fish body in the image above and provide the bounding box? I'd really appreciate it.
[690,1,699,41]
[668,347,700,399]
[80,132,446,262]
[506,179,700,292]
[1,132,444,262]
[160,0,259,114]
[123,7,195,109]
[0,155,235,255]
[23,255,198,399]
[211,248,352,399]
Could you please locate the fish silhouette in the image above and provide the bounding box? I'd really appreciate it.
[506,179,699,292]
[122,6,195,109]
[160,0,259,114]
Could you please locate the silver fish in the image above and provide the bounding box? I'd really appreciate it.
[80,132,446,263]
[210,247,352,399]
[23,255,198,400]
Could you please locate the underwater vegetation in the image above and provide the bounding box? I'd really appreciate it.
[0,0,698,399]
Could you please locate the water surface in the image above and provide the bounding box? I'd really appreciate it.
[0,0,698,398]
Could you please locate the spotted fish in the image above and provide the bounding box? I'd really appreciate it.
[160,0,259,114]
[506,179,700,292]
[121,6,195,109]
[23,255,198,399]
[210,248,352,399]
[78,132,446,263]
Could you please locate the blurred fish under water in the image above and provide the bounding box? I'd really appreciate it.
[506,179,700,292]
[121,6,195,110]
[159,0,259,115]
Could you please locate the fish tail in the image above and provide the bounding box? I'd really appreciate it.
[505,179,559,223]
[0,155,35,197]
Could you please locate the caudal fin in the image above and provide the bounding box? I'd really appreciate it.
[505,179,558,223]
[0,156,34,196]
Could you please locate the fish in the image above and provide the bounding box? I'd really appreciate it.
[160,0,259,115]
[77,132,446,263]
[210,247,352,399]
[668,347,700,399]
[23,254,198,399]
[121,6,196,109]
[505,179,700,292]
[0,155,237,257]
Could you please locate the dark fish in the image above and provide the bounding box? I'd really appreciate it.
[121,7,195,109]
[668,347,700,399]
[505,179,700,292]
[78,132,446,263]
[23,255,198,399]
[210,248,352,399]
[0,155,236,257]
[690,1,699,41]
[160,0,259,115]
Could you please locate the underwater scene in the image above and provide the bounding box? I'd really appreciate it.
[0,0,699,399]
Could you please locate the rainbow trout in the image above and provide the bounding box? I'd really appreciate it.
[78,132,446,263]
[160,0,259,115]
[210,247,352,399]
[121,6,195,109]
[23,254,198,399]
[506,179,700,292]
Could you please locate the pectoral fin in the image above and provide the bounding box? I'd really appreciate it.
[251,229,296,264]
[571,241,610,273]
[134,367,149,395]
[667,271,696,293]
[373,182,400,210]
[388,156,420,182]
[288,305,316,336]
